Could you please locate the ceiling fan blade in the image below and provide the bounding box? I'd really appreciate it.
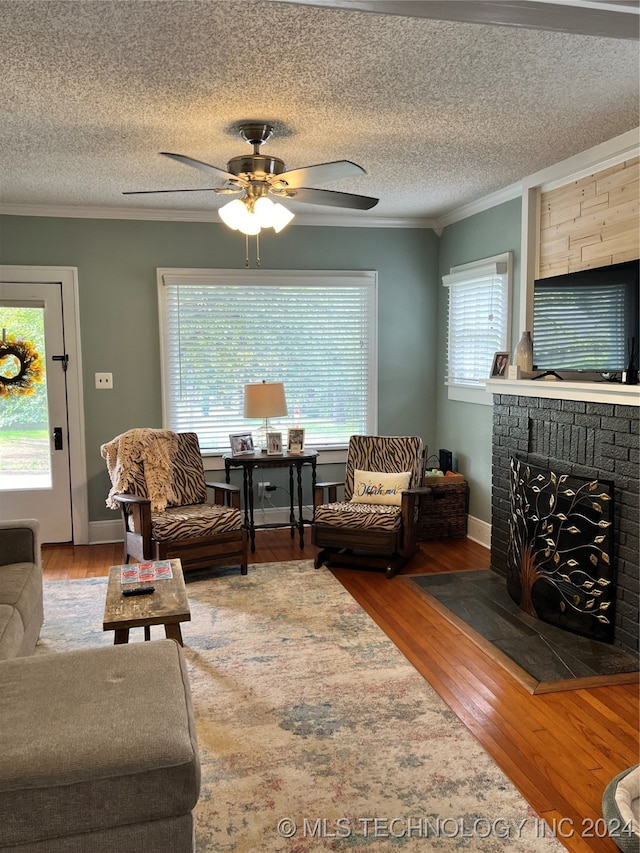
[122,188,219,195]
[273,160,366,189]
[160,152,240,184]
[280,186,378,211]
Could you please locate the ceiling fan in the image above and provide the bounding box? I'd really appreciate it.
[123,122,378,237]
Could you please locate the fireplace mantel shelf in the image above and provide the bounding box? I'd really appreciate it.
[486,378,640,406]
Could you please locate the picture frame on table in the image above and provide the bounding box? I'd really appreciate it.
[229,432,255,456]
[490,351,510,378]
[266,431,283,456]
[287,428,305,455]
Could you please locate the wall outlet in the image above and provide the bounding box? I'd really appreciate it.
[95,372,113,389]
[258,482,270,497]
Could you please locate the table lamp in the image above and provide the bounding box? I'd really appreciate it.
[243,380,288,451]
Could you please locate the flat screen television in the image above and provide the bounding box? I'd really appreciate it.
[532,260,639,375]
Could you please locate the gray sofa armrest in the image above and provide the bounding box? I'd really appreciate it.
[0,519,41,570]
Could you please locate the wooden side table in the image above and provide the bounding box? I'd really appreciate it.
[102,559,191,645]
[223,450,318,552]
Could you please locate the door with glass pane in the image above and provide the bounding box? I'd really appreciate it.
[0,282,72,542]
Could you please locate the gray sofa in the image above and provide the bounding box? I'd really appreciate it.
[0,520,201,852]
[0,519,43,660]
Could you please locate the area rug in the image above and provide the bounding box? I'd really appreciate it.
[405,570,639,695]
[37,561,565,852]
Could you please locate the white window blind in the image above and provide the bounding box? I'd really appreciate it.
[158,269,377,453]
[443,254,512,391]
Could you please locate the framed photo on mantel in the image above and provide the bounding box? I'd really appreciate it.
[490,351,510,378]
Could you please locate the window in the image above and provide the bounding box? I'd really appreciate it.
[158,269,378,453]
[443,253,512,405]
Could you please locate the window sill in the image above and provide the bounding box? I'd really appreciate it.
[446,383,492,406]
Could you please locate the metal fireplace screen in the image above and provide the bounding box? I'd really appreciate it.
[508,458,615,643]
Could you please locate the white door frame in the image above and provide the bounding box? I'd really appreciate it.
[0,265,88,544]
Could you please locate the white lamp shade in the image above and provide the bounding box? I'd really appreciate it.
[219,199,261,235]
[254,196,276,227]
[244,381,288,418]
[271,202,295,233]
[219,198,243,230]
[239,211,261,235]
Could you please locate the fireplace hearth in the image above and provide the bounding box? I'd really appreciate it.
[507,457,615,644]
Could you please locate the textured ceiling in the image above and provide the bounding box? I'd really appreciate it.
[0,0,638,227]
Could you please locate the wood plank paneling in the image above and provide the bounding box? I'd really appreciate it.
[539,157,640,276]
[42,532,638,853]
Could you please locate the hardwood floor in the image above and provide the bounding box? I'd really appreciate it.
[42,531,638,852]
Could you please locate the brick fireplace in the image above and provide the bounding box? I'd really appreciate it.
[490,384,639,655]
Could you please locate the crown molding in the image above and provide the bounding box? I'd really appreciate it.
[436,181,523,229]
[0,204,231,222]
[436,127,640,229]
[276,0,639,40]
[287,212,439,229]
[523,127,640,192]
[0,202,439,231]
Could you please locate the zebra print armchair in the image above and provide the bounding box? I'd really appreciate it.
[102,430,247,575]
[312,434,429,578]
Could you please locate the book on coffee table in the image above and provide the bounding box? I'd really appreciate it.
[119,560,173,584]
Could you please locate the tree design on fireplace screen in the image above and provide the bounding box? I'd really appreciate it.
[507,458,615,643]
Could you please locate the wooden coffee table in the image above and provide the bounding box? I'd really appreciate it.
[103,559,191,646]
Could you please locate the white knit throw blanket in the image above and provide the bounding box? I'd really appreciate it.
[100,428,178,512]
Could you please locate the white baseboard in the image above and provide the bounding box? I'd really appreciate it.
[251,505,315,526]
[89,519,123,544]
[466,515,491,550]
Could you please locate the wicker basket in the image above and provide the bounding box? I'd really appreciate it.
[418,475,468,540]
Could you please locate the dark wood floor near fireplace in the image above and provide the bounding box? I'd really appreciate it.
[43,531,638,853]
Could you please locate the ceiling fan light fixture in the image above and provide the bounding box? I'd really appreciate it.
[254,196,295,233]
[218,198,245,230]
[253,196,276,227]
[219,198,260,234]
[242,217,262,236]
[271,202,295,233]
[220,195,295,236]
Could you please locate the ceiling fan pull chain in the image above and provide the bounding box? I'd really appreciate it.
[245,233,250,268]
[256,233,261,268]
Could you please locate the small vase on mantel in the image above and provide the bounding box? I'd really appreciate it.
[515,331,534,376]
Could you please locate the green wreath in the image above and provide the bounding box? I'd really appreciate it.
[0,337,44,397]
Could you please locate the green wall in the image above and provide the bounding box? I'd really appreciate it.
[0,215,439,523]
[435,198,522,524]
